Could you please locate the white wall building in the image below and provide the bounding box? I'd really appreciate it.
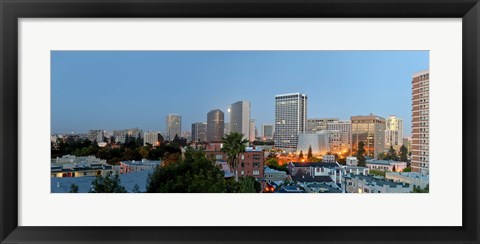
[296,132,329,156]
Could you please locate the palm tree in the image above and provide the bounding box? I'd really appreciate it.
[221,132,249,182]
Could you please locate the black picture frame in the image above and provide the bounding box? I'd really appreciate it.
[1,0,479,243]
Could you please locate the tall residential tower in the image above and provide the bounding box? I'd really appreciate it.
[411,70,429,175]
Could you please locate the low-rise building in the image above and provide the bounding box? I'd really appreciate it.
[385,172,429,189]
[343,166,369,175]
[277,185,305,193]
[344,174,413,193]
[119,159,161,174]
[287,162,343,184]
[264,166,287,183]
[366,160,407,172]
[346,156,358,166]
[322,154,336,163]
[205,143,265,180]
[51,155,116,178]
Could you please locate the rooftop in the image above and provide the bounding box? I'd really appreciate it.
[290,162,339,168]
[347,174,410,188]
[51,169,154,193]
[291,174,333,183]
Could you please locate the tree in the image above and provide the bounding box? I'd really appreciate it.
[357,141,366,167]
[378,152,387,160]
[392,165,397,172]
[146,148,226,193]
[221,132,249,181]
[307,146,313,159]
[89,172,127,193]
[399,145,408,162]
[412,184,429,193]
[239,176,257,193]
[69,183,79,193]
[298,151,304,159]
[403,167,412,172]
[265,158,288,173]
[386,146,398,161]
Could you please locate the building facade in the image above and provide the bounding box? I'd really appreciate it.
[191,122,207,142]
[306,118,338,133]
[274,93,307,151]
[296,132,329,157]
[385,115,404,151]
[88,130,104,142]
[207,109,225,142]
[262,124,274,141]
[143,131,161,146]
[205,144,264,180]
[229,101,251,140]
[166,114,182,141]
[351,114,386,159]
[411,70,430,175]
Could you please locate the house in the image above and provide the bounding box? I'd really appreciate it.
[366,160,407,172]
[264,166,287,183]
[385,172,429,189]
[344,174,413,193]
[287,162,343,184]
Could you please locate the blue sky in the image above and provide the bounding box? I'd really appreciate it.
[51,51,429,136]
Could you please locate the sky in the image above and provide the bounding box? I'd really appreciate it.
[51,51,429,136]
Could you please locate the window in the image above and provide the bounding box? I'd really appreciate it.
[241,170,244,176]
[253,162,260,167]
[253,170,260,176]
[241,155,245,160]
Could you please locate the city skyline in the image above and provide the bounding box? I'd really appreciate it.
[51,51,429,135]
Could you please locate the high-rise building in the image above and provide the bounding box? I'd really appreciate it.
[411,70,429,175]
[207,109,225,142]
[385,115,404,151]
[143,131,161,146]
[249,119,256,142]
[351,114,386,159]
[166,114,182,141]
[262,124,274,140]
[229,101,251,140]
[192,122,207,142]
[274,93,307,151]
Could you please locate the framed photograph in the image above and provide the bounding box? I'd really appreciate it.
[1,0,478,243]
